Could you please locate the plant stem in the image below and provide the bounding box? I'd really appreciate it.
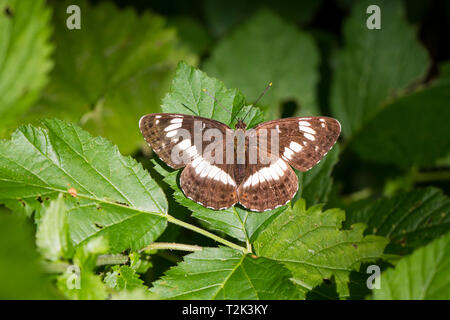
[413,170,450,183]
[96,254,129,266]
[41,254,129,274]
[141,242,202,252]
[166,215,250,254]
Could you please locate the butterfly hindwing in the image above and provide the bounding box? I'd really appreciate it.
[237,155,298,212]
[181,161,238,210]
[251,117,341,172]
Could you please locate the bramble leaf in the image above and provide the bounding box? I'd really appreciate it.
[0,119,168,252]
[56,237,109,300]
[204,9,320,120]
[0,0,53,135]
[168,16,212,56]
[295,145,340,207]
[162,61,263,128]
[351,83,450,167]
[0,213,56,299]
[104,265,146,291]
[203,0,322,37]
[25,0,195,154]
[254,199,388,297]
[149,247,301,299]
[330,0,430,138]
[36,193,73,261]
[373,232,450,300]
[345,187,450,255]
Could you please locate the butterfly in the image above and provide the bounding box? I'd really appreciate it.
[139,110,340,212]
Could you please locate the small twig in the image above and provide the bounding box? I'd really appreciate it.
[41,254,129,274]
[166,215,250,254]
[96,254,129,266]
[412,170,450,183]
[140,242,203,252]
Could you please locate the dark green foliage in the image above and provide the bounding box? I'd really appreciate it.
[0,0,448,300]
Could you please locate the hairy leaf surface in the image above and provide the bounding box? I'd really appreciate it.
[0,119,168,252]
[150,247,300,299]
[373,232,450,299]
[345,187,450,255]
[26,0,194,154]
[254,200,388,297]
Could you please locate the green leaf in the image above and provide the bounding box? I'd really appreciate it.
[204,9,320,120]
[330,0,430,138]
[373,232,450,300]
[129,252,152,274]
[26,0,195,154]
[36,193,73,261]
[437,60,450,84]
[0,213,56,299]
[344,187,450,255]
[104,265,146,291]
[254,199,388,297]
[57,237,109,300]
[295,144,340,207]
[0,119,168,252]
[162,61,264,127]
[203,0,322,38]
[153,160,285,243]
[110,287,153,300]
[0,0,53,135]
[351,83,450,167]
[168,16,212,56]
[149,247,301,299]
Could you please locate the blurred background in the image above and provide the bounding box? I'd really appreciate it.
[0,0,449,299]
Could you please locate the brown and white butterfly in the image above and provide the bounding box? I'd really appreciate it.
[139,113,340,212]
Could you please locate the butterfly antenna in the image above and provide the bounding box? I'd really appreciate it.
[202,88,233,115]
[242,82,272,122]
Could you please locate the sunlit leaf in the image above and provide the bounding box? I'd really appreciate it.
[36,193,73,261]
[0,119,168,252]
[254,199,388,297]
[25,0,195,154]
[149,247,301,299]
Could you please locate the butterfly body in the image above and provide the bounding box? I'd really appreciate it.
[140,113,340,212]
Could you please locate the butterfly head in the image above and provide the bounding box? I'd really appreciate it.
[235,119,247,130]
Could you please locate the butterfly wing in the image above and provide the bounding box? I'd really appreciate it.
[252,117,341,172]
[237,154,298,212]
[237,116,340,211]
[181,162,238,210]
[139,113,231,169]
[140,113,238,210]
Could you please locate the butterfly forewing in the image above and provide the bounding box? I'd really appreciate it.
[140,113,239,209]
[139,113,231,169]
[251,117,341,172]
